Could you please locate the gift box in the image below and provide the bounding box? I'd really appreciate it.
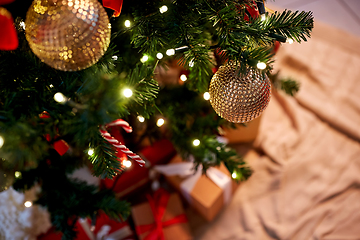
[220,116,262,143]
[101,138,176,198]
[154,155,238,222]
[131,188,192,240]
[37,212,134,240]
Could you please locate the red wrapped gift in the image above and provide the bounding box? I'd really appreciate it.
[132,189,192,240]
[101,139,176,198]
[37,212,134,240]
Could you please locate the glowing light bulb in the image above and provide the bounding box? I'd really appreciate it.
[140,55,149,63]
[123,160,132,168]
[0,136,4,148]
[257,62,266,70]
[261,14,266,21]
[156,118,165,127]
[203,92,210,100]
[180,74,187,81]
[123,88,133,98]
[193,139,200,146]
[124,20,131,28]
[112,55,118,60]
[159,5,168,13]
[189,60,194,67]
[15,171,21,178]
[19,21,26,30]
[49,84,54,88]
[286,38,294,44]
[88,148,94,156]
[54,92,66,103]
[137,116,145,122]
[166,49,175,56]
[24,201,32,208]
[232,172,237,179]
[156,53,163,59]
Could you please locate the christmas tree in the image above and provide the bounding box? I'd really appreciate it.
[0,0,313,238]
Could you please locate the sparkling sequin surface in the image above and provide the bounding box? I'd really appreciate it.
[209,61,271,123]
[25,0,110,71]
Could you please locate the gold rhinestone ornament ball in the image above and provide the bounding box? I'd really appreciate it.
[209,62,271,123]
[25,0,110,71]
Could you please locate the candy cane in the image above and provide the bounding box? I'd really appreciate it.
[100,120,145,167]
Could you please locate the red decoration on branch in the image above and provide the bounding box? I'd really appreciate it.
[136,189,188,240]
[0,0,18,50]
[102,0,123,17]
[100,119,145,167]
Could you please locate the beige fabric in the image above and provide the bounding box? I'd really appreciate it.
[198,22,360,240]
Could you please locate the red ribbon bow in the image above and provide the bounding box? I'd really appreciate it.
[136,189,188,240]
[102,0,123,17]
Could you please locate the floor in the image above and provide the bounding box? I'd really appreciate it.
[267,0,360,37]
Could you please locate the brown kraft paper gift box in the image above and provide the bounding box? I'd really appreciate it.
[131,191,193,240]
[164,155,238,222]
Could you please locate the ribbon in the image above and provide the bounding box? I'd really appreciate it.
[100,119,145,167]
[154,156,232,205]
[0,0,18,50]
[102,0,123,17]
[135,188,188,240]
[78,216,134,240]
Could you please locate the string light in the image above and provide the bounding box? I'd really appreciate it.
[140,55,149,63]
[189,60,194,67]
[15,171,21,178]
[203,92,210,100]
[180,74,187,81]
[156,118,165,127]
[123,160,132,168]
[124,20,131,28]
[137,115,145,122]
[112,55,118,60]
[231,172,237,179]
[166,49,175,56]
[87,148,94,156]
[24,201,32,208]
[286,38,294,44]
[123,88,133,98]
[49,84,54,88]
[256,62,266,70]
[260,14,266,21]
[54,92,67,103]
[0,136,4,148]
[159,5,168,13]
[19,21,26,30]
[193,139,200,146]
[156,53,163,59]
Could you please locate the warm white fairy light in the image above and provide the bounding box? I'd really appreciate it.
[189,60,194,67]
[123,88,133,98]
[0,136,4,148]
[54,92,67,103]
[15,171,21,178]
[112,55,118,60]
[232,172,237,179]
[166,49,175,56]
[49,84,54,88]
[108,23,112,29]
[156,53,163,59]
[19,21,26,30]
[261,14,266,21]
[203,92,210,100]
[123,160,132,168]
[180,74,187,81]
[137,115,145,122]
[24,201,32,208]
[140,55,149,63]
[193,139,200,146]
[257,62,266,70]
[156,118,165,127]
[286,38,294,44]
[87,148,94,156]
[124,20,131,28]
[159,5,168,13]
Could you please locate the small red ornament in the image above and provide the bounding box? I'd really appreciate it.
[0,0,18,50]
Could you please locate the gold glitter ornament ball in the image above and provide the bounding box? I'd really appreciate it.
[25,0,111,71]
[209,62,271,123]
